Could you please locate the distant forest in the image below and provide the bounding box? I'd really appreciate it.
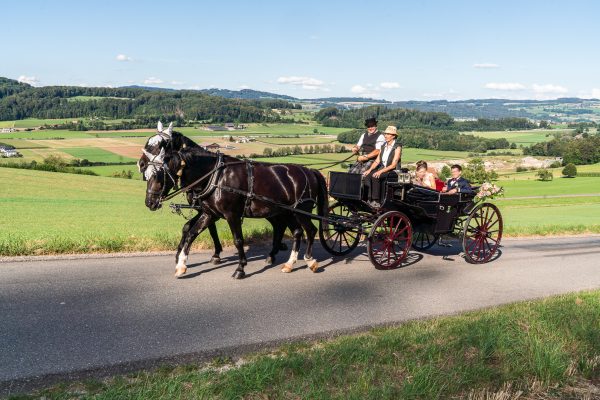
[0,78,301,122]
[315,105,537,131]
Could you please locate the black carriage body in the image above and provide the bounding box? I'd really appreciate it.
[328,171,475,235]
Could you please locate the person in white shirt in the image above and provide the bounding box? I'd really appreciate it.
[362,126,402,207]
[348,117,385,174]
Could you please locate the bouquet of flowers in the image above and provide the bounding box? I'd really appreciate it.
[476,182,503,201]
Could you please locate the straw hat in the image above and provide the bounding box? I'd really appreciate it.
[383,126,398,136]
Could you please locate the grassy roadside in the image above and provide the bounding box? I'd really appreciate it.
[11,290,600,399]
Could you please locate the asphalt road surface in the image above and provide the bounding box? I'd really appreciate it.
[2,235,600,394]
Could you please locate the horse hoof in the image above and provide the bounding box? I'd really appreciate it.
[211,256,222,265]
[265,256,274,265]
[281,264,292,273]
[231,270,245,279]
[309,261,319,273]
[175,267,187,278]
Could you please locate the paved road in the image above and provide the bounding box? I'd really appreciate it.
[2,236,600,394]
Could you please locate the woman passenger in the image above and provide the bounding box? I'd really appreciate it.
[413,160,436,189]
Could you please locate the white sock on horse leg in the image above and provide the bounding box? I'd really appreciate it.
[176,252,188,270]
[285,250,299,266]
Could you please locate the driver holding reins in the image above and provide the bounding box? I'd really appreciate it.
[348,117,385,174]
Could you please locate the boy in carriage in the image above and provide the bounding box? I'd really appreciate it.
[443,164,473,194]
[348,117,385,174]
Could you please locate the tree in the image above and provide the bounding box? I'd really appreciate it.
[439,165,451,181]
[562,163,577,178]
[536,169,553,181]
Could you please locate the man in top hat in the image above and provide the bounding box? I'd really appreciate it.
[348,117,385,174]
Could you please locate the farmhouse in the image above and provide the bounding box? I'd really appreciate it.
[203,143,221,150]
[0,145,19,157]
[1,127,16,133]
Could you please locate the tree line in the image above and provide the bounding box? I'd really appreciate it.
[338,128,510,153]
[523,135,600,165]
[0,78,300,122]
[315,105,537,131]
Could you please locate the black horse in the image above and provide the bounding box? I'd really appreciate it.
[140,122,327,278]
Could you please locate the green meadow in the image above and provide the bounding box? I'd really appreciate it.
[60,147,137,163]
[468,129,572,146]
[1,166,599,256]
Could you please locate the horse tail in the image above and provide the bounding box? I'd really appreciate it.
[313,169,328,217]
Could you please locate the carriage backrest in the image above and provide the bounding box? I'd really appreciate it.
[328,171,363,200]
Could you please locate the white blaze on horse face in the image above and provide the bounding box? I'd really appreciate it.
[148,134,164,147]
[142,148,165,181]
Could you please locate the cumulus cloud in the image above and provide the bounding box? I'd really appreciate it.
[170,81,184,85]
[116,54,132,62]
[379,81,401,89]
[144,77,163,85]
[473,63,499,69]
[592,88,600,99]
[532,84,568,94]
[484,82,526,91]
[239,84,250,89]
[17,75,39,86]
[277,76,325,90]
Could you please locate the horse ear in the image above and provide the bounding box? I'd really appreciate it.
[157,121,164,133]
[165,122,173,137]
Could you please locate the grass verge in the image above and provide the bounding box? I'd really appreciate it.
[9,290,600,399]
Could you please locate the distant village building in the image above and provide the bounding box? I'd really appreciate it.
[0,145,19,157]
[203,143,221,150]
[224,123,236,130]
[1,127,16,133]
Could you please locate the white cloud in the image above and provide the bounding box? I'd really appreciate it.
[17,75,39,86]
[144,77,163,85]
[277,76,325,90]
[473,63,499,69]
[170,81,184,85]
[592,88,600,99]
[350,85,368,94]
[239,85,250,89]
[380,81,401,89]
[484,82,526,91]
[188,85,201,90]
[532,84,568,94]
[116,54,132,62]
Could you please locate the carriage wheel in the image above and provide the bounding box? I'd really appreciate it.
[319,202,361,256]
[367,211,412,269]
[412,231,439,251]
[462,203,503,264]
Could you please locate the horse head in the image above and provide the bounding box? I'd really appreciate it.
[138,121,174,177]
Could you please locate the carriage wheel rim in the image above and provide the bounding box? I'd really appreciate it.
[368,211,412,269]
[463,203,503,263]
[319,202,361,256]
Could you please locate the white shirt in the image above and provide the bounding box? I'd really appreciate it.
[380,141,397,167]
[356,131,385,150]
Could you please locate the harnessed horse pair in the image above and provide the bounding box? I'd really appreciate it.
[138,122,328,279]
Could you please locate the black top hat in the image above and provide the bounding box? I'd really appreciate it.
[364,117,378,128]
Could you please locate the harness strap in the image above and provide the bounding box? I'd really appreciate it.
[243,161,255,217]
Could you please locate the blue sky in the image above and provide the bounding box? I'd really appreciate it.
[3,0,600,100]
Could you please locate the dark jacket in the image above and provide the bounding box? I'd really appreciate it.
[445,176,473,194]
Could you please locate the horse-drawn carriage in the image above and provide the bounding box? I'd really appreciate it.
[140,123,503,278]
[318,171,503,268]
